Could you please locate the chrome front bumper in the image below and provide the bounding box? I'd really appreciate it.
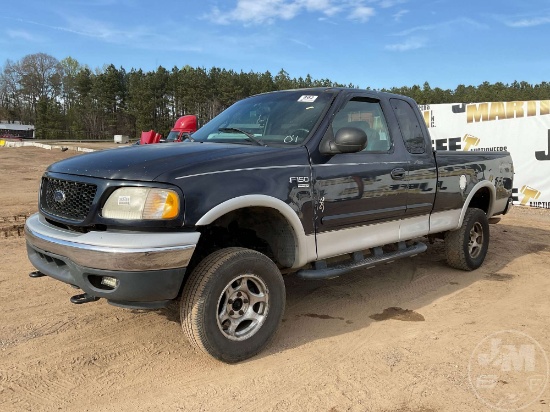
[25,213,199,272]
[24,213,200,307]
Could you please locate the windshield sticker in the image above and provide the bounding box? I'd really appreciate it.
[298,95,318,103]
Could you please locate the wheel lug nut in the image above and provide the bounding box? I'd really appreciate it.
[239,310,244,315]
[229,310,234,315]
[237,292,242,297]
[228,299,233,304]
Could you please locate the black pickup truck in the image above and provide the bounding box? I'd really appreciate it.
[25,88,514,362]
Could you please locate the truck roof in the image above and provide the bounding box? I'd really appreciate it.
[253,87,417,104]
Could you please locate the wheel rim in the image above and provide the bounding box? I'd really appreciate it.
[216,274,269,341]
[468,222,484,259]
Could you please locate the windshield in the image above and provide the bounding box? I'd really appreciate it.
[165,131,181,142]
[191,90,335,146]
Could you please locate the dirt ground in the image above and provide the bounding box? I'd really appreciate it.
[1,146,549,412]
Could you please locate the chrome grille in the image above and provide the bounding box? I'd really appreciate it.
[42,177,97,221]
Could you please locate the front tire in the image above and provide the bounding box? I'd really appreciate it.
[180,247,285,363]
[445,208,490,271]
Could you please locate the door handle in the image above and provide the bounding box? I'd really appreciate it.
[391,168,406,180]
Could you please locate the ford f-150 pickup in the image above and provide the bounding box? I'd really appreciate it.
[25,88,514,362]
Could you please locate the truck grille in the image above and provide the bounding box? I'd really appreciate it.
[41,177,97,221]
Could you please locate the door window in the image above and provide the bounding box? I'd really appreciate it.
[331,98,392,152]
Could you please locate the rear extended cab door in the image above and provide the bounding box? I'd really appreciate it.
[388,97,438,239]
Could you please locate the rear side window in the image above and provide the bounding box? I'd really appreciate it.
[390,99,426,154]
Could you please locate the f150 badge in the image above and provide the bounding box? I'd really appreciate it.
[289,176,310,188]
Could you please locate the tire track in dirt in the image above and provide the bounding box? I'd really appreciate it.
[0,366,76,411]
[1,317,78,349]
[0,214,29,238]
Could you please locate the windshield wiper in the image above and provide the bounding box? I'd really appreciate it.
[218,127,266,146]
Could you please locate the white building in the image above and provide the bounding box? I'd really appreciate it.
[0,122,35,139]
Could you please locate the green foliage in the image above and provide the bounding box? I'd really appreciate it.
[382,80,550,104]
[1,53,549,140]
[35,97,64,139]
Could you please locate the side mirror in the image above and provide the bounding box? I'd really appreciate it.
[328,127,367,154]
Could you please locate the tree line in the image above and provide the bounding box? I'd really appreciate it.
[1,53,549,140]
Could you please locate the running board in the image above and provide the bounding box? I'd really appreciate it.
[296,242,427,280]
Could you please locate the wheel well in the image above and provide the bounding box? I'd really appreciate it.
[468,187,491,214]
[191,207,297,270]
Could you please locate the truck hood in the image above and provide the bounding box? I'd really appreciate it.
[47,142,309,182]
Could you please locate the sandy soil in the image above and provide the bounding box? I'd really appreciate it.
[1,146,549,411]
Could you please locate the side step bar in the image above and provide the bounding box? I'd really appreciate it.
[296,242,427,280]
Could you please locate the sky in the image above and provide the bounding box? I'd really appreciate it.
[0,0,549,90]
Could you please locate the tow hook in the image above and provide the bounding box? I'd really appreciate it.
[70,293,100,304]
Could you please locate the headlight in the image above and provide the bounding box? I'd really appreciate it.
[102,187,180,220]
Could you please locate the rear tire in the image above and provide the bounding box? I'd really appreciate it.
[445,208,490,271]
[180,247,285,363]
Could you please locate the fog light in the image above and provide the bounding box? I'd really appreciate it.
[101,276,119,289]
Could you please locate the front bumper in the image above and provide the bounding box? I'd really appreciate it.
[25,213,200,308]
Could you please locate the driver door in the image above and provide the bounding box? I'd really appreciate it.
[313,96,409,259]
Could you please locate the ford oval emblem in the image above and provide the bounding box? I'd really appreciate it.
[53,190,66,203]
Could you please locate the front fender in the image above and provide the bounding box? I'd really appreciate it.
[196,195,316,268]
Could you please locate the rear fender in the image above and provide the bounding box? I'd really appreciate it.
[458,181,496,227]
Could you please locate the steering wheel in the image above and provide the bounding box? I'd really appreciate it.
[284,128,310,144]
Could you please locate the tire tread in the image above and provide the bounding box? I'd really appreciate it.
[180,247,284,362]
[445,208,489,271]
